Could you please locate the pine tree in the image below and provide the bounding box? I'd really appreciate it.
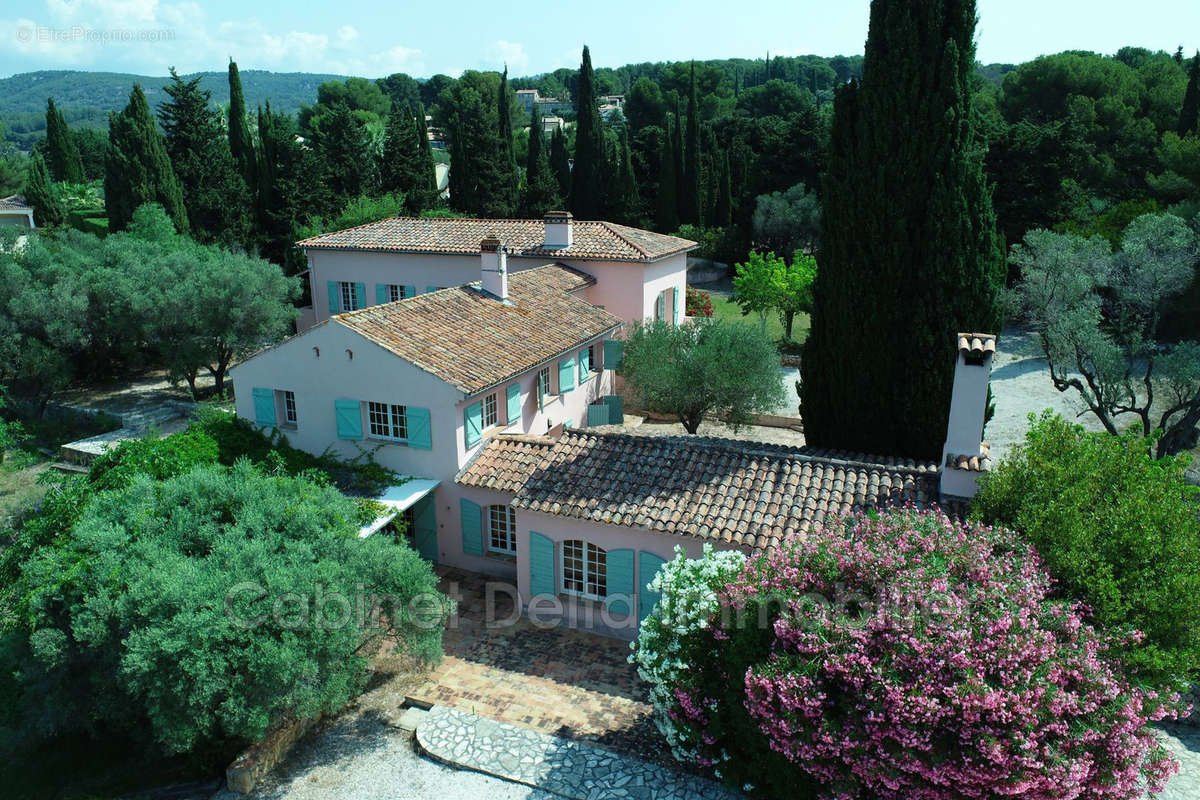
[313,103,377,210]
[381,103,438,214]
[550,125,571,200]
[671,97,685,224]
[105,84,189,233]
[800,0,1005,459]
[158,69,250,246]
[713,150,732,227]
[681,63,702,225]
[1180,52,1200,136]
[495,67,519,216]
[227,60,257,187]
[447,85,509,216]
[569,46,606,219]
[24,150,64,227]
[520,114,561,217]
[656,115,679,232]
[44,98,83,183]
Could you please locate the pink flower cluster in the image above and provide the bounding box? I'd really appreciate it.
[685,509,1182,799]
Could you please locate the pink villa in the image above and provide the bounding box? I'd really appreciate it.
[230,213,996,638]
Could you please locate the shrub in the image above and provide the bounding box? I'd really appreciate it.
[685,286,713,317]
[87,429,219,491]
[1,461,445,757]
[972,412,1200,685]
[631,508,1182,799]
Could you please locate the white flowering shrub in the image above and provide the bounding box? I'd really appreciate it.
[629,544,746,766]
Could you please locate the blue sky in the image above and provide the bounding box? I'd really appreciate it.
[2,0,1198,79]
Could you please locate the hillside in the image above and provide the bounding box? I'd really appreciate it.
[0,69,348,150]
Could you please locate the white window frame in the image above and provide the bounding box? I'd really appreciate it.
[282,390,298,426]
[339,281,360,312]
[367,401,408,442]
[387,284,407,302]
[537,367,552,409]
[483,392,498,428]
[487,505,516,554]
[561,539,607,600]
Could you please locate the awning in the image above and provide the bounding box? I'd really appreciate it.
[357,478,440,538]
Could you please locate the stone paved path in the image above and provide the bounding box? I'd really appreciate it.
[416,705,741,800]
[1157,723,1200,800]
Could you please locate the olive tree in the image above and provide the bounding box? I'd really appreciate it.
[1010,212,1200,456]
[620,318,786,433]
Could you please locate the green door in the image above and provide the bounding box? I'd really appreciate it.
[411,494,438,563]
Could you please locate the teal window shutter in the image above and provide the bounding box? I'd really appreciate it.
[655,291,664,320]
[578,348,590,383]
[460,498,483,556]
[529,532,556,598]
[638,552,668,623]
[587,403,609,427]
[558,356,576,393]
[327,281,340,314]
[605,549,635,616]
[375,283,387,305]
[405,284,417,298]
[412,495,438,563]
[603,340,623,370]
[505,383,521,423]
[464,401,483,448]
[407,407,432,449]
[425,285,438,294]
[673,287,681,324]
[334,399,362,439]
[353,282,366,309]
[251,387,276,427]
[603,394,624,425]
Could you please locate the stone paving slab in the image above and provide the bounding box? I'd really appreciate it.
[416,705,741,800]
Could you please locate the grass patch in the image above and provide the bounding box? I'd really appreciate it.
[707,292,810,351]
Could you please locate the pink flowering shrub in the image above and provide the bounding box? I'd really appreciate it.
[632,509,1182,799]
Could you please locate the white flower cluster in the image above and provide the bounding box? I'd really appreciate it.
[628,544,746,764]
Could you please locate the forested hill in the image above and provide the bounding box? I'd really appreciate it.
[0,69,348,149]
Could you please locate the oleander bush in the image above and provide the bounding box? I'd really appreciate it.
[631,509,1182,799]
[972,412,1200,687]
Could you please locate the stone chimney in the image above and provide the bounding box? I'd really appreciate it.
[480,236,508,301]
[939,332,997,502]
[543,210,573,249]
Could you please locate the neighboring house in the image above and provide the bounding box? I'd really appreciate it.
[0,195,35,228]
[295,212,695,332]
[541,116,566,134]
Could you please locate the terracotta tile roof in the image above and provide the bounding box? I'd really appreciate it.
[945,441,992,473]
[296,216,697,262]
[958,332,997,358]
[0,194,30,211]
[457,429,948,554]
[334,264,621,395]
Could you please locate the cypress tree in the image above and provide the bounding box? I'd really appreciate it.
[610,125,639,225]
[800,0,1004,459]
[495,67,519,216]
[550,125,571,200]
[671,97,685,224]
[256,101,304,265]
[104,84,188,233]
[413,101,438,207]
[314,102,377,210]
[44,98,83,183]
[656,115,679,232]
[158,68,249,246]
[520,114,561,217]
[713,150,732,227]
[569,46,606,218]
[681,63,702,225]
[24,150,65,227]
[1180,52,1200,136]
[381,105,420,197]
[227,60,257,187]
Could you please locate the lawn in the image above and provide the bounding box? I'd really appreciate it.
[705,290,810,350]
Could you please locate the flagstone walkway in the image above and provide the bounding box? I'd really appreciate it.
[416,705,741,800]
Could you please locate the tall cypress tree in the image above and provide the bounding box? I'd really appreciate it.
[313,102,377,211]
[44,98,83,183]
[382,103,438,214]
[671,96,685,224]
[227,60,257,188]
[1180,52,1200,137]
[495,67,519,216]
[24,150,64,227]
[569,46,606,218]
[413,101,438,206]
[656,115,679,232]
[713,150,732,227]
[610,125,640,224]
[104,84,188,233]
[550,125,571,200]
[158,69,249,246]
[520,114,561,217]
[681,63,702,225]
[800,0,1004,459]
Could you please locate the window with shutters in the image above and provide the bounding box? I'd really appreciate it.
[583,344,597,378]
[282,390,298,427]
[339,281,360,311]
[487,505,516,554]
[386,284,407,302]
[367,401,407,441]
[562,540,607,599]
[483,392,498,428]
[537,366,552,407]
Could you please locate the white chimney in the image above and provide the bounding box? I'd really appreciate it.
[480,236,508,301]
[939,332,997,502]
[543,211,573,249]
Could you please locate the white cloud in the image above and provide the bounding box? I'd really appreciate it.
[486,39,529,73]
[1,1,426,77]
